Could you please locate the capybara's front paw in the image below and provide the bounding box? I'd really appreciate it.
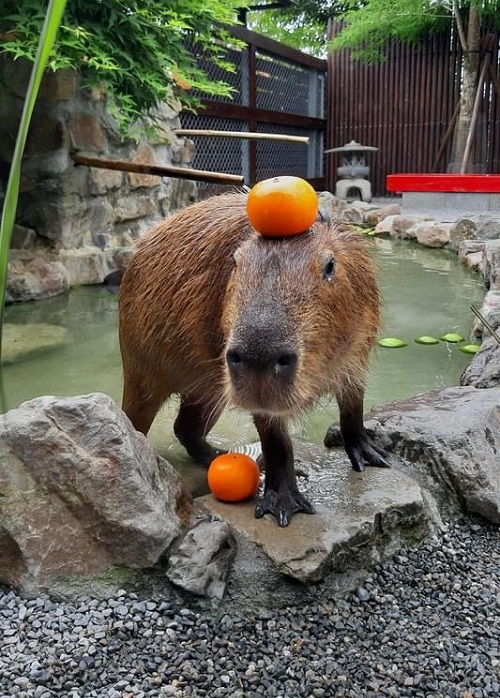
[254,487,315,527]
[345,434,390,472]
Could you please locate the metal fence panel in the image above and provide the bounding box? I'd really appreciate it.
[180,27,327,196]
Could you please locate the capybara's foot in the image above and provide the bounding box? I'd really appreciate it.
[323,424,343,448]
[188,442,227,468]
[254,487,315,527]
[344,433,390,472]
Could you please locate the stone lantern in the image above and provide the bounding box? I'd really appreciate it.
[325,139,379,202]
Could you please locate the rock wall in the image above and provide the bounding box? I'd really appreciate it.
[0,56,196,301]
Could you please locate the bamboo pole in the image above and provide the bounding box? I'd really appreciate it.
[174,129,310,144]
[71,153,244,185]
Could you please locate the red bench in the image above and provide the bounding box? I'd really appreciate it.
[386,173,500,194]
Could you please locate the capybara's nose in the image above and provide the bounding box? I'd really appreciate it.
[226,345,298,378]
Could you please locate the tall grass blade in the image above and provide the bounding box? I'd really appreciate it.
[0,0,67,410]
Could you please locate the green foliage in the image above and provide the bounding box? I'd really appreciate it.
[329,0,450,62]
[248,1,500,60]
[247,3,329,57]
[0,0,67,382]
[329,0,500,61]
[0,0,246,134]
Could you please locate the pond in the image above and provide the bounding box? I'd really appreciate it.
[1,237,484,495]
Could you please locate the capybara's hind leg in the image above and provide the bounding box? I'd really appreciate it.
[174,395,226,467]
[334,389,390,471]
[122,372,166,436]
[253,414,315,527]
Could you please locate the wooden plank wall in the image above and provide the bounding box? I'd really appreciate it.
[326,22,500,197]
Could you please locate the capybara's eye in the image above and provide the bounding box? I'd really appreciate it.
[322,256,335,281]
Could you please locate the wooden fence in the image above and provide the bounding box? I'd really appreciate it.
[180,26,327,197]
[326,22,500,197]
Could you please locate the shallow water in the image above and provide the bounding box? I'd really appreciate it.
[1,237,484,495]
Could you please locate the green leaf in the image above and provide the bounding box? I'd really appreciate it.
[377,337,408,348]
[440,332,465,343]
[414,336,440,345]
[459,344,481,355]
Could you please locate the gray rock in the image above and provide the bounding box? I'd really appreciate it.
[365,203,401,227]
[366,386,500,523]
[450,213,500,250]
[483,239,500,290]
[317,191,348,220]
[167,517,236,599]
[374,214,399,234]
[59,247,108,286]
[6,251,70,302]
[341,201,379,226]
[410,221,451,248]
[0,392,193,595]
[460,336,500,388]
[459,239,484,273]
[470,289,500,339]
[10,224,37,249]
[389,214,434,239]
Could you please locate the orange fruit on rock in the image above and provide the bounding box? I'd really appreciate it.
[246,175,318,237]
[207,452,260,502]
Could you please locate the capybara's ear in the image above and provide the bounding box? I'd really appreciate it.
[318,203,332,225]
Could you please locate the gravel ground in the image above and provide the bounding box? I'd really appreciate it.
[0,518,498,698]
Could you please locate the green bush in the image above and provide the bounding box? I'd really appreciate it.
[0,0,245,134]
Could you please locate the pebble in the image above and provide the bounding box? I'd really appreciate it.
[0,520,498,698]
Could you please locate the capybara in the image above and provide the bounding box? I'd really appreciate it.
[119,191,389,526]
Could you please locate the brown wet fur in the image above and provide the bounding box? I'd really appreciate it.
[119,191,387,527]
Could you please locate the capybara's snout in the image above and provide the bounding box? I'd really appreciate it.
[226,342,298,379]
[224,318,299,415]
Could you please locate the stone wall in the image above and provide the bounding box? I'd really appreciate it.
[0,56,196,301]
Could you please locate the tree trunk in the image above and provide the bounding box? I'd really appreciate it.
[449,4,481,172]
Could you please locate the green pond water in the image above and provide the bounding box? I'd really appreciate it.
[1,237,484,495]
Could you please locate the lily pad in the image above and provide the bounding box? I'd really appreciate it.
[459,344,481,355]
[414,336,440,345]
[377,337,408,348]
[440,332,464,343]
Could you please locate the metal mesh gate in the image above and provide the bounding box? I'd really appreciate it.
[180,27,326,196]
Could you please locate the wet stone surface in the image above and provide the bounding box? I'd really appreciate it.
[197,441,427,599]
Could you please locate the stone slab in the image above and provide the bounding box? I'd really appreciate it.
[1,323,68,364]
[402,191,499,212]
[197,442,426,586]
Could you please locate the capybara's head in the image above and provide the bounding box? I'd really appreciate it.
[222,221,381,417]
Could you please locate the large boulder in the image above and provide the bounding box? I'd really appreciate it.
[363,386,500,524]
[0,392,193,595]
